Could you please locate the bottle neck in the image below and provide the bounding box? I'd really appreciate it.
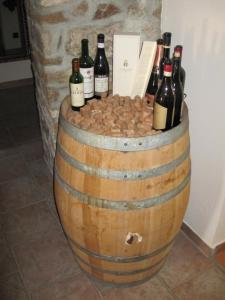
[81,44,89,57]
[163,46,170,59]
[172,58,181,80]
[97,42,105,53]
[96,42,106,57]
[72,63,80,73]
[163,71,172,78]
[154,44,163,68]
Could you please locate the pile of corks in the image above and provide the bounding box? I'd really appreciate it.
[67,95,159,137]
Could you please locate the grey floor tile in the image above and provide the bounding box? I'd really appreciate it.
[13,228,80,293]
[101,276,174,300]
[1,201,61,247]
[0,235,18,278]
[158,231,212,289]
[17,139,44,162]
[0,273,29,300]
[0,176,46,214]
[26,158,53,200]
[173,267,225,300]
[31,272,102,300]
[0,154,29,183]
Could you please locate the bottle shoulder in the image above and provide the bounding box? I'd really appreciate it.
[70,72,83,83]
[80,56,94,67]
[155,80,175,105]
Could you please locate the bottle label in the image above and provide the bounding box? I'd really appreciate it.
[80,67,94,98]
[70,83,84,107]
[97,43,104,48]
[153,102,167,129]
[95,75,108,96]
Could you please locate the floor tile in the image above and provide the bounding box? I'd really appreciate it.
[47,196,60,220]
[91,276,115,295]
[173,267,225,300]
[101,276,174,300]
[9,123,41,145]
[0,273,29,300]
[32,272,102,300]
[1,201,61,247]
[158,231,212,289]
[0,85,37,116]
[13,228,80,293]
[0,235,18,278]
[0,154,29,183]
[17,139,44,162]
[27,158,53,200]
[0,176,45,214]
[0,123,14,150]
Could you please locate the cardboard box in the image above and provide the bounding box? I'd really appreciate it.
[113,33,140,97]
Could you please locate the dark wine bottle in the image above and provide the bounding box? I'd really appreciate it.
[174,45,186,89]
[94,33,109,99]
[159,32,172,81]
[69,58,85,111]
[153,61,175,131]
[146,38,163,96]
[172,48,184,126]
[80,39,94,101]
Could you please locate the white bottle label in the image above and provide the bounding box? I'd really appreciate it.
[80,67,94,98]
[70,83,84,107]
[95,76,108,96]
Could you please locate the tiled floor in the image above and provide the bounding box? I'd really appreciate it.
[0,84,225,300]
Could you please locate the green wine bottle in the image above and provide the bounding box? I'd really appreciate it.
[69,58,85,111]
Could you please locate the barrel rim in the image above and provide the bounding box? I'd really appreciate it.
[60,98,189,152]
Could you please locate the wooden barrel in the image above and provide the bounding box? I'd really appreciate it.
[54,98,191,285]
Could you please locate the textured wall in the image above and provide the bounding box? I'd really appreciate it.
[25,0,162,169]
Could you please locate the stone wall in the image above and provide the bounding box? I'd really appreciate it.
[25,0,162,170]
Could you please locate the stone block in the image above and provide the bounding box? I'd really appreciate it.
[72,1,88,16]
[127,1,145,17]
[65,22,122,58]
[46,69,71,86]
[32,12,67,23]
[30,29,52,56]
[32,50,62,65]
[39,0,70,7]
[93,3,120,20]
[46,88,60,104]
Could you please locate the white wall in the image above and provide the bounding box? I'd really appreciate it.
[0,60,33,83]
[162,0,225,248]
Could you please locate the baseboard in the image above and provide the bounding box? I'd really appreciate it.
[0,78,33,89]
[181,222,215,257]
[214,241,225,255]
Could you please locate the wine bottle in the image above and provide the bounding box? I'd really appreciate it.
[146,38,163,96]
[69,58,85,111]
[172,48,184,126]
[80,39,94,101]
[153,61,175,131]
[94,33,109,99]
[174,45,186,88]
[159,32,172,81]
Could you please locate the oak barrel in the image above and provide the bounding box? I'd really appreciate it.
[54,98,191,285]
